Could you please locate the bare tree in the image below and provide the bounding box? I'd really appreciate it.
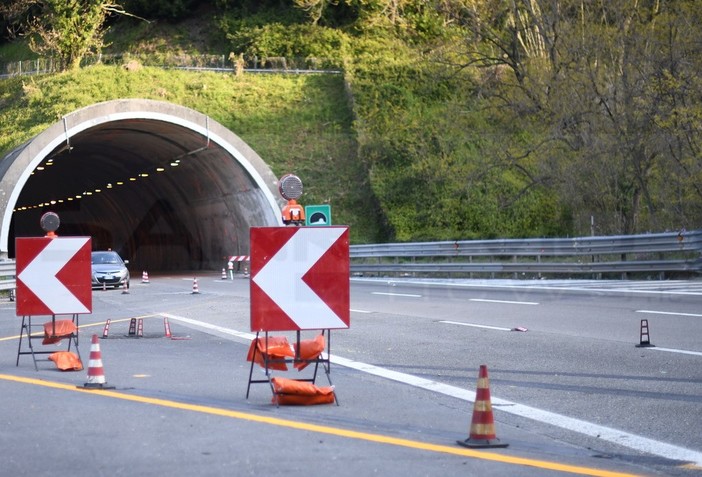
[456,0,702,234]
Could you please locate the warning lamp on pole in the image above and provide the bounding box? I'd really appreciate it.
[40,211,60,238]
[278,174,305,226]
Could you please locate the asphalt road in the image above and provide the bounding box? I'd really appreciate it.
[1,273,700,477]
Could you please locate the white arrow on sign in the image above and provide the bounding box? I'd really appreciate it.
[18,237,90,314]
[253,227,346,329]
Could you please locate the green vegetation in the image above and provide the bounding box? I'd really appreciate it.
[2,0,701,243]
[0,66,379,242]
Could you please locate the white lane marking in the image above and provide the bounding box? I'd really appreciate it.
[636,310,702,318]
[164,314,702,467]
[649,347,702,357]
[470,298,539,305]
[371,292,422,298]
[351,309,372,314]
[160,313,256,341]
[439,320,512,331]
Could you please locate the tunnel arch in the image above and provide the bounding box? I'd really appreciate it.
[0,99,285,271]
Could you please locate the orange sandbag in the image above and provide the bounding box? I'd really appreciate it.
[42,320,77,345]
[246,336,295,371]
[293,334,325,371]
[271,376,335,405]
[48,351,83,371]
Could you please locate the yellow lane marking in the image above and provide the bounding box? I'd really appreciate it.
[0,314,161,342]
[0,373,641,477]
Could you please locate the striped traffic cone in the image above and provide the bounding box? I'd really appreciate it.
[101,319,111,339]
[78,334,115,389]
[164,317,172,338]
[221,268,227,280]
[141,271,150,284]
[191,277,200,294]
[457,365,508,448]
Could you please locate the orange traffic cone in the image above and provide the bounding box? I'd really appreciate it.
[121,280,130,295]
[101,319,111,339]
[221,268,227,280]
[191,277,200,294]
[243,266,250,278]
[78,334,115,389]
[142,271,150,284]
[164,317,172,338]
[457,365,508,448]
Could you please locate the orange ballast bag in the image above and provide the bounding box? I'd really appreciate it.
[48,351,83,371]
[293,334,325,371]
[246,336,295,371]
[271,377,335,405]
[42,320,77,345]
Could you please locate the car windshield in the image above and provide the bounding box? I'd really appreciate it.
[91,252,122,265]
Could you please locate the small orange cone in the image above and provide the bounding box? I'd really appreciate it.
[243,266,250,278]
[221,268,227,280]
[78,334,115,389]
[191,277,200,294]
[164,317,172,338]
[457,365,508,448]
[121,280,130,294]
[101,319,111,339]
[142,271,150,284]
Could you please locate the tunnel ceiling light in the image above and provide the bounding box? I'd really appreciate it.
[15,147,197,212]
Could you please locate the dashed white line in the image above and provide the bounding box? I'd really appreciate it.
[470,298,539,305]
[636,310,702,318]
[371,292,422,297]
[439,320,512,331]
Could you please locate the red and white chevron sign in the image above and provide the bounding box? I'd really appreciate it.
[250,226,350,331]
[16,237,92,316]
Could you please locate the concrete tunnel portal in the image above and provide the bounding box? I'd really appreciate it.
[0,99,285,272]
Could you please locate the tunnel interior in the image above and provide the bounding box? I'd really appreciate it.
[9,117,279,272]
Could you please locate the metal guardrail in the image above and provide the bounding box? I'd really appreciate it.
[349,230,702,278]
[0,261,16,300]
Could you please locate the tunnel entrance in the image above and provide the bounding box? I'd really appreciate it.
[0,99,283,271]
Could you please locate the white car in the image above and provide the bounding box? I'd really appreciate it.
[91,251,130,289]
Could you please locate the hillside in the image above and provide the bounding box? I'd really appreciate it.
[0,65,383,243]
[1,1,700,240]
